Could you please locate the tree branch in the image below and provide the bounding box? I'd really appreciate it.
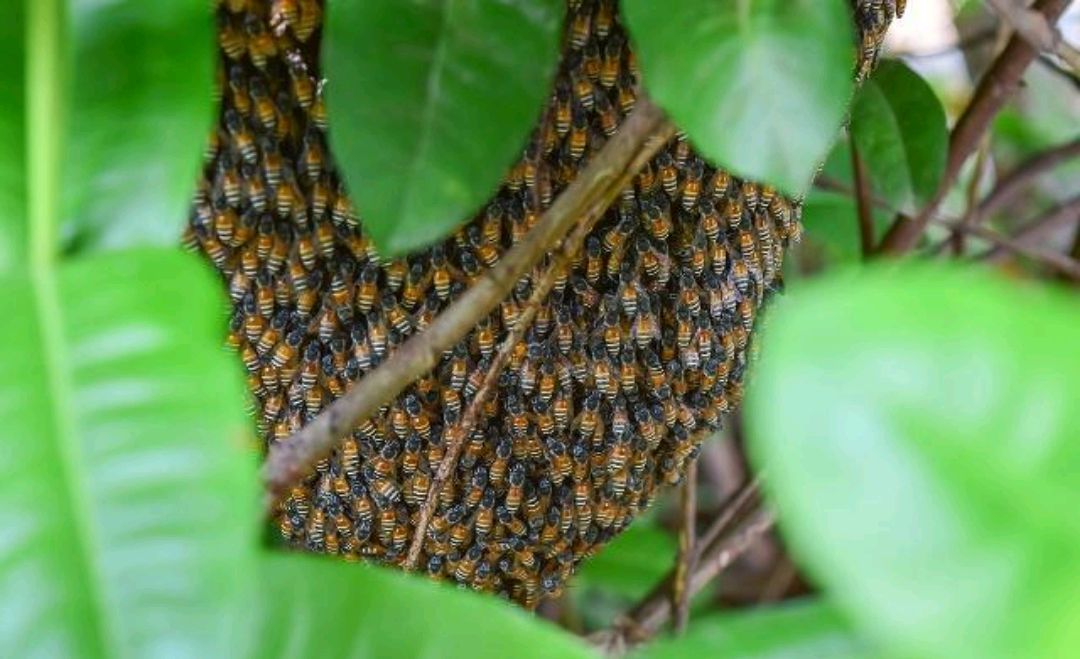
[402,117,674,569]
[589,478,765,654]
[262,98,670,513]
[979,195,1080,271]
[975,137,1080,221]
[673,461,698,634]
[985,0,1080,74]
[849,140,877,258]
[877,0,1072,255]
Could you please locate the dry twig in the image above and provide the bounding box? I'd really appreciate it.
[673,461,698,634]
[262,98,669,512]
[986,0,1080,74]
[589,478,766,654]
[402,118,675,568]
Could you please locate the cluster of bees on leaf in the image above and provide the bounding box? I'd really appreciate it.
[190,0,901,607]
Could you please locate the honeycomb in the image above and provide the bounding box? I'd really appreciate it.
[188,0,901,607]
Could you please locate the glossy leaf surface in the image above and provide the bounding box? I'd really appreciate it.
[746,266,1080,659]
[636,600,870,659]
[849,60,948,215]
[622,0,854,195]
[240,555,594,659]
[0,249,255,658]
[324,0,562,255]
[62,0,214,253]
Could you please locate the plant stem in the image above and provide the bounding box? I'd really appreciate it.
[877,0,1071,255]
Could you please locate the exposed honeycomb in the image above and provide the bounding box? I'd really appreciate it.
[189,0,901,608]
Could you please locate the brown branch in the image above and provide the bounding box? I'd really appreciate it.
[402,118,674,568]
[986,0,1080,74]
[673,460,698,634]
[970,223,1080,279]
[590,478,763,653]
[979,195,1080,268]
[952,138,992,255]
[592,495,775,655]
[849,140,876,258]
[877,0,1072,256]
[976,138,1080,221]
[262,98,670,513]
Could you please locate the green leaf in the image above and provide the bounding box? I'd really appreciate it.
[324,0,562,256]
[239,554,594,659]
[849,60,947,215]
[61,0,214,253]
[622,0,854,196]
[0,2,25,273]
[745,265,1080,659]
[635,599,872,659]
[0,248,256,658]
[800,190,861,264]
[575,521,676,599]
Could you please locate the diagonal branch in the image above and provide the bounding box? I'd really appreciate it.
[262,98,670,513]
[402,117,674,569]
[877,0,1072,255]
[985,0,1080,74]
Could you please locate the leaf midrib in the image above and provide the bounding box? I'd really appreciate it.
[26,0,118,655]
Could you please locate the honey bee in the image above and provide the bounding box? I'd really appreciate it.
[355,265,379,313]
[505,464,525,513]
[568,107,588,161]
[243,13,277,70]
[569,7,591,49]
[282,52,313,109]
[681,159,704,210]
[299,128,324,183]
[295,0,321,42]
[644,201,671,242]
[217,14,246,60]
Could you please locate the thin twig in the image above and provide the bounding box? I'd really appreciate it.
[262,98,669,513]
[979,195,1080,267]
[952,137,992,255]
[985,0,1080,74]
[673,460,698,634]
[877,0,1072,255]
[849,140,876,258]
[975,138,1080,221]
[402,119,674,569]
[605,478,764,645]
[593,496,774,654]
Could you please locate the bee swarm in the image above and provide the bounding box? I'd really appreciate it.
[190,0,901,608]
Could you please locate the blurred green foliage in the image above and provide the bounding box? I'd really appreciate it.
[747,266,1080,659]
[3,0,1078,657]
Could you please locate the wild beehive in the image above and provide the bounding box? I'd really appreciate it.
[188,0,901,607]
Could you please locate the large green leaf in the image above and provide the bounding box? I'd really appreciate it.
[0,2,24,273]
[324,0,562,256]
[634,600,872,659]
[575,521,676,600]
[0,249,256,658]
[621,0,854,196]
[238,555,595,659]
[61,0,214,253]
[849,60,947,215]
[745,266,1080,659]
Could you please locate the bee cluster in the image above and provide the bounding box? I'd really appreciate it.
[855,0,906,80]
[189,0,898,607]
